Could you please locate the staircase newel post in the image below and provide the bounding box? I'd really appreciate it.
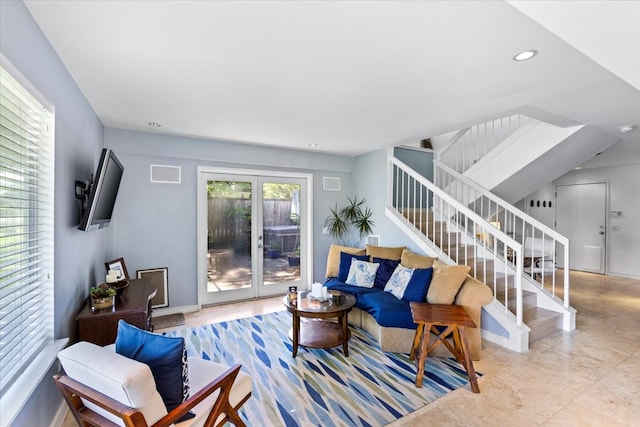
[515,248,524,326]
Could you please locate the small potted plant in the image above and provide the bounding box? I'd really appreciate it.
[267,242,282,259]
[288,246,301,267]
[89,284,117,311]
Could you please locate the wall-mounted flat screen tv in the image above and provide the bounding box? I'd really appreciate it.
[78,148,124,231]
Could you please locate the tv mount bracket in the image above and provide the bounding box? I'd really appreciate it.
[74,176,93,214]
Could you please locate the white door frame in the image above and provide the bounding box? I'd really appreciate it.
[196,165,313,308]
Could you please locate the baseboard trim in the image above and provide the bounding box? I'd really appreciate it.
[152,304,199,317]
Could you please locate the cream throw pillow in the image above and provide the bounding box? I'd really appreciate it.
[346,259,380,288]
[400,249,437,269]
[427,260,471,304]
[325,244,365,278]
[384,264,415,299]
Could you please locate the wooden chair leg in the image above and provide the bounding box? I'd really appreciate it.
[224,409,246,427]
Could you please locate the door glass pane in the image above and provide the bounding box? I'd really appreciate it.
[206,180,252,292]
[262,182,301,286]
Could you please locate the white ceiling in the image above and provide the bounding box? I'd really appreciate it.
[24,1,640,167]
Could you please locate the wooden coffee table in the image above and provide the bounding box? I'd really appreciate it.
[283,291,356,357]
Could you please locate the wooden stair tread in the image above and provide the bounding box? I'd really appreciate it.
[523,307,562,325]
[494,289,537,300]
[524,307,563,343]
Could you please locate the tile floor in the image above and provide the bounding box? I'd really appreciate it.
[64,271,640,426]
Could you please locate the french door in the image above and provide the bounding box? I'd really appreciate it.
[197,167,309,305]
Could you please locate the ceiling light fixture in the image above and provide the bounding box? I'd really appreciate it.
[618,125,636,134]
[513,50,538,62]
[308,143,318,148]
[148,122,162,127]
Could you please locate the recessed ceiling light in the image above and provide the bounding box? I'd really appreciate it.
[618,125,636,134]
[308,143,318,148]
[148,122,162,127]
[513,50,538,62]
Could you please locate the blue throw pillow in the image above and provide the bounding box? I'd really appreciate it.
[402,267,434,302]
[373,257,400,288]
[338,252,369,282]
[115,320,193,421]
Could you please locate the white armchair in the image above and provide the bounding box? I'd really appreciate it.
[54,341,251,427]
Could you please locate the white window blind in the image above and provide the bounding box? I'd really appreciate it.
[0,62,55,394]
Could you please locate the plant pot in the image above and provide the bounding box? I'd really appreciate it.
[91,295,115,311]
[288,256,300,266]
[267,250,281,259]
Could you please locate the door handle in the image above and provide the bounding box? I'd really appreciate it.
[258,244,263,249]
[599,231,605,235]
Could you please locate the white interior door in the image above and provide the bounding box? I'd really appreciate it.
[197,168,309,305]
[555,182,607,274]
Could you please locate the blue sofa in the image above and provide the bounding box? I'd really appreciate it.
[322,245,493,360]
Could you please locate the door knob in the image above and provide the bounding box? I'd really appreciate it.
[599,231,605,235]
[258,244,263,249]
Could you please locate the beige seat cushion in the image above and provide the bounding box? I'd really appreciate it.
[400,249,437,269]
[183,358,252,427]
[57,342,167,426]
[325,244,365,278]
[427,260,471,304]
[59,342,252,427]
[365,245,405,261]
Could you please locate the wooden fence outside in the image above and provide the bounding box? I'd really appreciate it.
[207,198,297,249]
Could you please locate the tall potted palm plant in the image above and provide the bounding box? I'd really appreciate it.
[324,196,375,246]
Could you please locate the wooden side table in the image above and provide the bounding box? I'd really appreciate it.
[409,302,480,393]
[76,279,157,346]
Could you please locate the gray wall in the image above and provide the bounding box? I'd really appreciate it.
[524,163,640,279]
[393,147,434,181]
[104,127,355,300]
[352,148,431,253]
[1,1,107,425]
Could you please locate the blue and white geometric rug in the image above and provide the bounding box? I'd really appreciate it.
[164,310,479,426]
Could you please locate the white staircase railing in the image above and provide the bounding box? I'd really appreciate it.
[434,160,571,309]
[439,114,531,174]
[387,155,526,326]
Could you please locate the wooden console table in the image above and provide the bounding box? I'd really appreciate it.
[76,279,157,346]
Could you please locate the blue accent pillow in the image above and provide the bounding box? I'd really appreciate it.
[338,252,369,282]
[373,257,400,288]
[115,320,193,421]
[403,267,434,302]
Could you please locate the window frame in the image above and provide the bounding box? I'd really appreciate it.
[0,54,65,426]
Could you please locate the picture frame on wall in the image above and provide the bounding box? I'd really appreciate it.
[136,267,169,308]
[104,257,129,281]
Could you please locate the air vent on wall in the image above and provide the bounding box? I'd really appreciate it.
[322,177,341,191]
[150,164,181,184]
